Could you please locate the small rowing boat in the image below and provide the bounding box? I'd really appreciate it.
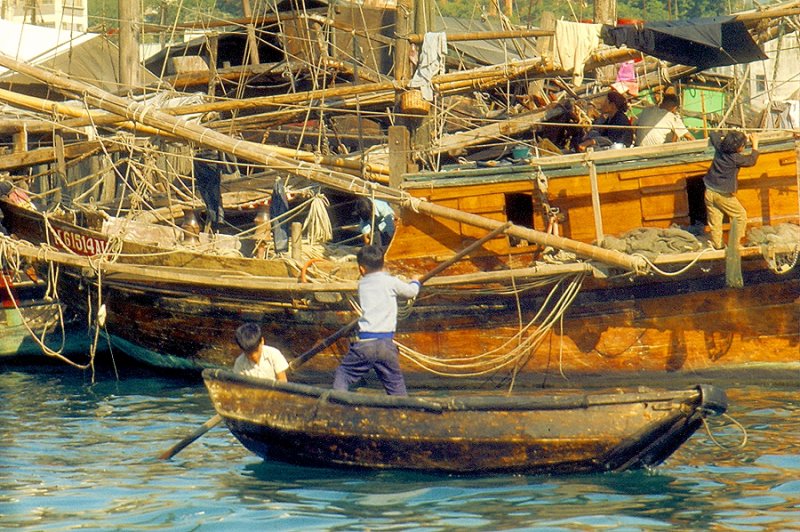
[203,368,727,474]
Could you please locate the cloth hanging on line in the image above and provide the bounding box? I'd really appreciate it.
[409,32,448,101]
[553,20,603,85]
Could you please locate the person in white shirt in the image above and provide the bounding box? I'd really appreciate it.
[333,245,420,395]
[232,322,289,381]
[634,93,695,147]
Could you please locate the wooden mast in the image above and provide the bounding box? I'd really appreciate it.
[118,0,142,92]
[594,0,617,85]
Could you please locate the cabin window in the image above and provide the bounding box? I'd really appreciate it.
[504,193,535,246]
[686,175,707,227]
[755,74,767,94]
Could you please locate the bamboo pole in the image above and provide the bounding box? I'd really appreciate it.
[0,87,168,137]
[0,52,647,273]
[164,81,397,116]
[0,85,390,180]
[407,29,553,44]
[241,0,261,66]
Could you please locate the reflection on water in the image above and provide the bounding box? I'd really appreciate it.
[1,364,799,530]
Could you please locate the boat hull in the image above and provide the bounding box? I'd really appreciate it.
[95,268,799,386]
[1,132,798,382]
[0,276,91,360]
[203,368,727,474]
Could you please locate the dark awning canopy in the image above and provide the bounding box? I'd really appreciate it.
[602,16,767,69]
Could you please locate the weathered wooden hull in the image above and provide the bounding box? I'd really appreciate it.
[55,262,798,387]
[1,134,798,383]
[203,368,727,474]
[392,134,800,264]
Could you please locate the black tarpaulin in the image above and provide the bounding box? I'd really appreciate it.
[602,16,767,69]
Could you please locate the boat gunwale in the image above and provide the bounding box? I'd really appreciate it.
[6,200,796,293]
[203,368,703,413]
[402,132,797,188]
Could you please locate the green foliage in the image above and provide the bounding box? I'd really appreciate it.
[90,0,751,33]
[437,0,743,26]
[88,0,243,31]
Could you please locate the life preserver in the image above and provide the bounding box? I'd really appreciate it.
[300,258,323,283]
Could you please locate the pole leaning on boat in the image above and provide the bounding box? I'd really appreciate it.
[157,223,512,460]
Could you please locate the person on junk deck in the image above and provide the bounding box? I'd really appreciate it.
[575,90,633,152]
[634,93,696,146]
[354,196,396,247]
[703,130,760,250]
[333,245,420,396]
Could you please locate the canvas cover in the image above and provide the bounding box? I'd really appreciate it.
[603,17,767,69]
[0,20,159,96]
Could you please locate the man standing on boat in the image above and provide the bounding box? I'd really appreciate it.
[703,131,759,249]
[634,93,695,146]
[333,245,420,395]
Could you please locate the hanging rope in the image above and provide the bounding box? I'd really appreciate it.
[396,272,585,378]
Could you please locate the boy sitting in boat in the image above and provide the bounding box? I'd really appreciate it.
[233,322,289,382]
[333,245,420,396]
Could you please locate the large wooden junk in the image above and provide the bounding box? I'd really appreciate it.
[1,129,797,385]
[0,2,797,385]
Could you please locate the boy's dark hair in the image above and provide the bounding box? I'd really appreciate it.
[660,93,680,110]
[354,197,372,220]
[235,322,262,353]
[357,244,384,272]
[719,131,747,154]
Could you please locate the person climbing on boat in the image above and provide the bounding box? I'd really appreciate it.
[333,245,420,396]
[634,93,695,146]
[354,196,396,247]
[233,322,289,382]
[575,90,633,152]
[703,130,759,250]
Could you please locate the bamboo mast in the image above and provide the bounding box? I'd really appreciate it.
[0,52,647,274]
[118,0,141,92]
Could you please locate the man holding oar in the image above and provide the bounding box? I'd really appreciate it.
[333,245,420,396]
[158,222,509,459]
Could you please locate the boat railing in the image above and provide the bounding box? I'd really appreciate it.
[204,368,706,413]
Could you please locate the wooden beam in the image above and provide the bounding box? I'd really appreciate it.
[407,29,553,45]
[388,125,411,187]
[118,0,141,91]
[0,140,107,171]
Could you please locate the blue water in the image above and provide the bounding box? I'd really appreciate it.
[1,362,798,531]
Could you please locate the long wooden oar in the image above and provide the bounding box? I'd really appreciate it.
[157,223,510,460]
[157,414,224,460]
